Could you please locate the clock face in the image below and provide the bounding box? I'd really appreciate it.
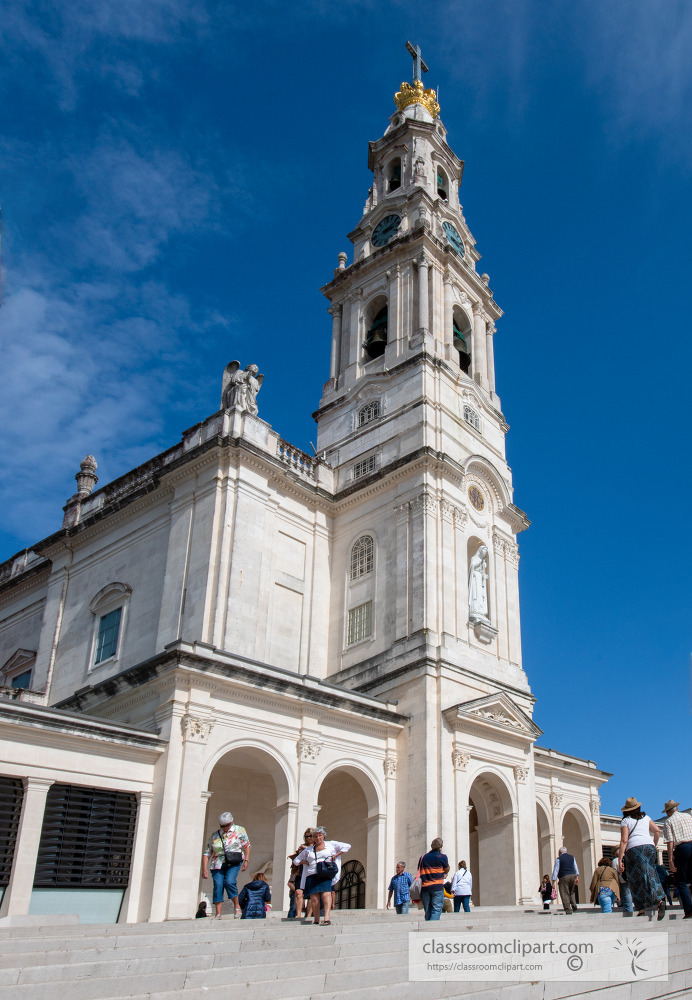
[468,485,485,511]
[443,221,465,257]
[371,214,401,247]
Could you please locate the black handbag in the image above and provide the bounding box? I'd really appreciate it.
[217,830,243,870]
[314,845,338,880]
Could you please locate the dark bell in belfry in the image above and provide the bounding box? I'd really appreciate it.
[366,308,388,358]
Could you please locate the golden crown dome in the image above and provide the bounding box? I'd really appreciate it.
[394,79,440,119]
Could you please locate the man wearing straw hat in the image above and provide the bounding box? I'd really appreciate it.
[661,800,692,919]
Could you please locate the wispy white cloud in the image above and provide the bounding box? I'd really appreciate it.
[0,0,209,107]
[579,1,692,161]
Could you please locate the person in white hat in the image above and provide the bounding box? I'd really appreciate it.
[662,800,692,919]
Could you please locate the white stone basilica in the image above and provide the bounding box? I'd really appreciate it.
[0,50,612,924]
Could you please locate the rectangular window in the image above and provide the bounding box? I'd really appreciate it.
[95,608,122,664]
[10,669,32,689]
[347,601,372,645]
[34,784,137,889]
[353,455,377,480]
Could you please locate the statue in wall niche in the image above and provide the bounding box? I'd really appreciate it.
[221,361,264,415]
[468,545,489,619]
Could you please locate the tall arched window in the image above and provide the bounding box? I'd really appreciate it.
[89,582,132,669]
[437,168,448,200]
[365,306,387,359]
[350,535,374,580]
[453,309,472,374]
[388,158,401,192]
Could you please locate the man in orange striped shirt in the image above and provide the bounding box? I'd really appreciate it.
[419,837,450,921]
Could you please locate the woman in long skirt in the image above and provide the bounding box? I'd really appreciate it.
[618,796,666,919]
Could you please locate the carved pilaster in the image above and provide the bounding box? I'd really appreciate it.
[550,792,563,809]
[180,714,214,744]
[383,755,397,778]
[514,766,529,784]
[451,748,471,771]
[410,492,436,516]
[297,737,322,762]
[590,797,601,815]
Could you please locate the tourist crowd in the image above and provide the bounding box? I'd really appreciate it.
[199,795,692,923]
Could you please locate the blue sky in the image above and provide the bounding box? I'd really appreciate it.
[1,0,690,819]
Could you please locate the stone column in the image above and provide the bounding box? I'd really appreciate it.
[409,493,437,637]
[120,790,154,923]
[514,767,539,904]
[440,501,457,639]
[486,322,496,393]
[472,302,488,388]
[443,272,454,361]
[394,501,411,639]
[0,776,54,917]
[328,304,342,379]
[451,748,471,868]
[383,754,397,895]
[386,264,400,361]
[365,812,386,908]
[417,253,430,336]
[272,801,297,912]
[296,732,322,844]
[166,714,215,920]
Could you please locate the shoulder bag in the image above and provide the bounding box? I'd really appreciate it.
[217,830,243,871]
[314,845,338,880]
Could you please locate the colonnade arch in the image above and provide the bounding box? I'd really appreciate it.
[536,802,553,881]
[314,762,384,909]
[561,807,593,896]
[201,742,294,910]
[468,770,516,906]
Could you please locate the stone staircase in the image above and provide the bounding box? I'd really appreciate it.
[0,907,689,1000]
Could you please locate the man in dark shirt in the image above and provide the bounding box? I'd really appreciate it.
[418,837,450,921]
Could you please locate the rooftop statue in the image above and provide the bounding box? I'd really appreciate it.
[221,361,264,416]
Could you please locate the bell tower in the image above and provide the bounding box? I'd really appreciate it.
[315,44,531,704]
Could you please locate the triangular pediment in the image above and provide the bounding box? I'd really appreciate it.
[443,691,543,741]
[2,649,37,674]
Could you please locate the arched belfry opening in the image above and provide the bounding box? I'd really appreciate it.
[453,306,472,373]
[365,296,388,360]
[437,167,448,201]
[388,157,401,192]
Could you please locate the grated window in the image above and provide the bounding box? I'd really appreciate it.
[0,777,23,888]
[34,784,137,889]
[347,602,372,645]
[463,405,480,431]
[357,401,381,427]
[350,536,374,580]
[353,455,377,480]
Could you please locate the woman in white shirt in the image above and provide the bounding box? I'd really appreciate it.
[450,861,473,913]
[618,796,666,919]
[295,826,350,925]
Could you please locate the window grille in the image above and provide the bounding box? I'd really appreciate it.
[347,601,372,645]
[463,405,480,431]
[34,784,137,889]
[95,607,122,663]
[350,536,374,580]
[334,860,366,909]
[357,401,381,427]
[0,777,23,888]
[353,455,377,480]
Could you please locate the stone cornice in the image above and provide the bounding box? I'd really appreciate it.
[55,643,409,729]
[0,700,166,753]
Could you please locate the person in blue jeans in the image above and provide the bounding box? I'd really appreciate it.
[201,811,251,919]
[589,858,620,913]
[387,861,413,914]
[451,861,473,912]
[418,837,449,921]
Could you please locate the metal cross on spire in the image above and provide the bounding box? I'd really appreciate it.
[405,41,429,82]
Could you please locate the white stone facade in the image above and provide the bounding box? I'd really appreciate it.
[0,69,612,922]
